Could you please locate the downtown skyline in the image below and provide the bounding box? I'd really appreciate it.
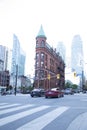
[0,0,87,76]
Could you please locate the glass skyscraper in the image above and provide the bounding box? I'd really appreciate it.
[71,35,84,75]
[11,34,26,76]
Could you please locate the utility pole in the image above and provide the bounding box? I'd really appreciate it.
[14,65,18,96]
[82,70,84,90]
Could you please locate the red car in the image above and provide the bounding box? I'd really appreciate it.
[45,88,64,98]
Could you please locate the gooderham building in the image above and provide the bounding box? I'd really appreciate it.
[34,25,65,90]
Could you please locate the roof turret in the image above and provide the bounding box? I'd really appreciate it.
[36,25,47,39]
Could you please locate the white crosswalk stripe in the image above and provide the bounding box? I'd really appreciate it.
[0,103,69,130]
[17,106,69,130]
[0,105,50,126]
[0,104,34,115]
[0,104,20,109]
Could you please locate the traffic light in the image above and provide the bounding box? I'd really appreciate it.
[74,72,76,77]
[57,74,60,79]
[47,74,50,80]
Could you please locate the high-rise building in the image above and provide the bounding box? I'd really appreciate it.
[71,35,84,75]
[0,45,11,88]
[11,34,26,76]
[19,48,26,76]
[0,45,5,71]
[0,45,9,71]
[56,41,66,62]
[7,49,12,73]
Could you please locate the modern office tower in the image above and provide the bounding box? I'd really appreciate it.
[19,48,26,76]
[34,25,65,90]
[0,59,3,71]
[71,35,84,75]
[7,49,12,73]
[0,45,10,87]
[56,41,66,62]
[11,34,26,76]
[0,45,8,71]
[0,45,5,71]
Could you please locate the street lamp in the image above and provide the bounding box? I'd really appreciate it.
[14,64,18,96]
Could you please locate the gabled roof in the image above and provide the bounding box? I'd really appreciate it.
[36,25,47,39]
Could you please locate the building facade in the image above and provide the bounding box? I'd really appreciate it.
[0,70,10,87]
[0,45,12,73]
[0,45,7,71]
[34,26,65,90]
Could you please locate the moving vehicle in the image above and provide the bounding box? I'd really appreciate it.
[30,88,45,97]
[45,88,64,98]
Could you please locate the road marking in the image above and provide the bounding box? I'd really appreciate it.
[17,106,69,130]
[0,103,9,106]
[0,105,49,126]
[81,99,87,101]
[0,104,20,109]
[0,104,34,115]
[67,112,87,130]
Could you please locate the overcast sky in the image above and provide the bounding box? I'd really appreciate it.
[0,0,87,76]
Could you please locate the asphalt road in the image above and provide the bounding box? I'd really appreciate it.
[0,93,87,130]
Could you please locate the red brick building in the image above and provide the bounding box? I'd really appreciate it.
[34,25,65,90]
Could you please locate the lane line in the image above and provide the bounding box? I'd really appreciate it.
[17,106,69,130]
[0,105,49,126]
[0,104,34,115]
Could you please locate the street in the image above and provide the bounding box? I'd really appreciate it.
[0,93,87,130]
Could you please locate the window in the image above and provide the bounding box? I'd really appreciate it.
[36,40,39,47]
[36,53,39,60]
[35,70,39,78]
[41,52,44,60]
[41,61,44,67]
[36,61,39,67]
[41,40,45,47]
[40,70,44,78]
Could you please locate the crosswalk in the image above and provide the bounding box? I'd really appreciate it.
[0,103,69,130]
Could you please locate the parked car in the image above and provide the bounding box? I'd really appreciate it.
[6,90,13,95]
[30,88,45,97]
[1,91,6,96]
[45,88,64,98]
[64,88,74,95]
[82,90,86,93]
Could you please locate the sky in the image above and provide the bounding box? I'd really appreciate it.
[0,0,87,77]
